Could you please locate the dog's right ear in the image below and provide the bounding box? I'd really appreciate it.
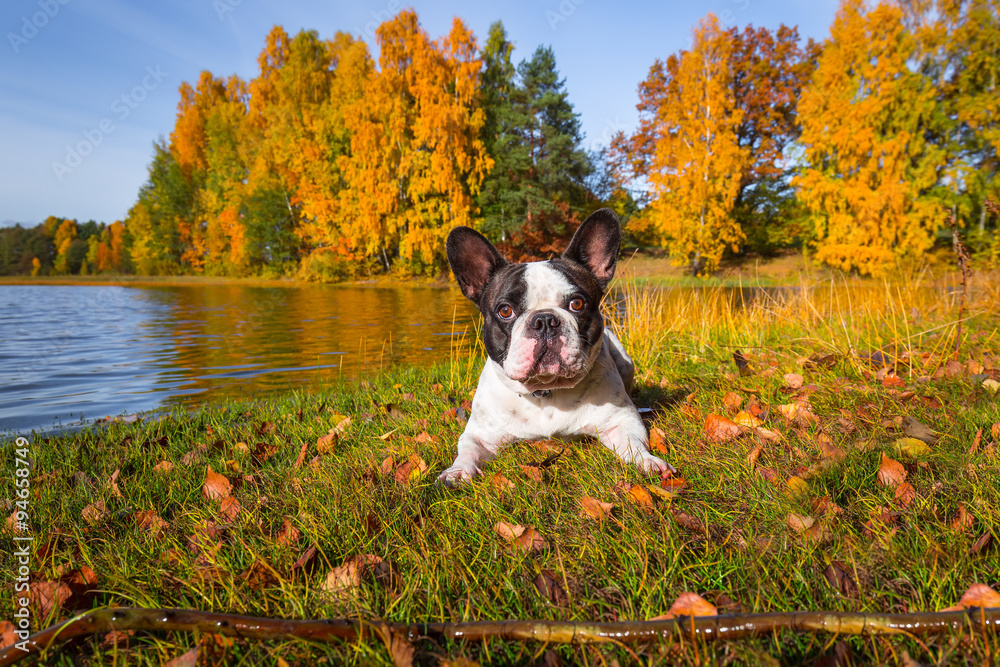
[447,227,508,303]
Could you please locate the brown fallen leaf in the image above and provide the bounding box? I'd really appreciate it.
[970,428,982,454]
[242,559,282,591]
[81,500,108,526]
[902,416,939,444]
[29,581,72,619]
[722,391,743,413]
[1,620,17,648]
[671,510,706,535]
[520,464,544,484]
[203,466,232,500]
[817,433,846,461]
[704,413,741,443]
[747,445,762,470]
[316,432,337,454]
[787,513,815,533]
[153,460,174,474]
[532,569,568,606]
[969,532,993,555]
[733,350,753,376]
[950,504,975,532]
[134,509,168,535]
[490,473,515,492]
[877,453,907,487]
[580,496,615,521]
[276,518,300,547]
[894,482,916,508]
[941,583,1000,611]
[394,454,428,485]
[514,527,548,552]
[755,466,778,484]
[784,373,804,389]
[823,560,859,598]
[219,496,241,523]
[493,522,525,541]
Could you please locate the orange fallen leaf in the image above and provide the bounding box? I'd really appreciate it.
[941,583,1000,611]
[627,484,655,511]
[276,518,300,547]
[153,460,174,474]
[733,411,762,428]
[219,496,241,522]
[580,496,615,521]
[661,477,689,492]
[520,464,544,484]
[894,482,916,508]
[649,426,668,454]
[490,473,515,491]
[203,466,232,500]
[316,432,336,454]
[949,504,975,532]
[651,591,718,620]
[722,391,743,413]
[134,509,168,535]
[877,453,906,487]
[747,446,762,470]
[784,373,804,389]
[704,413,741,443]
[29,581,73,618]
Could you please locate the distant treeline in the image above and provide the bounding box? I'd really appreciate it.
[7,0,998,279]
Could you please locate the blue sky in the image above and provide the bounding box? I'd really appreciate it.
[0,0,838,227]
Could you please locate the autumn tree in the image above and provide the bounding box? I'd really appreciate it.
[797,0,946,275]
[612,20,817,258]
[633,15,747,275]
[339,10,490,273]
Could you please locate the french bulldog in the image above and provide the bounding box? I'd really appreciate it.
[438,208,675,485]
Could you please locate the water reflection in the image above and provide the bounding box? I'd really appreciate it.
[0,284,477,434]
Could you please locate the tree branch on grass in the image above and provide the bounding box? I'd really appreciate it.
[2,606,999,666]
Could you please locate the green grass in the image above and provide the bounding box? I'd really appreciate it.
[2,277,1000,665]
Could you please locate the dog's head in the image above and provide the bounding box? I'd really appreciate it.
[447,209,621,392]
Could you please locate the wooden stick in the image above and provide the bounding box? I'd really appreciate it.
[2,606,999,665]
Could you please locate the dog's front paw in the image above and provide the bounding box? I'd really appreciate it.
[436,463,480,487]
[639,453,677,476]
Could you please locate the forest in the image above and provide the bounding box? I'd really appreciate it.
[2,0,997,279]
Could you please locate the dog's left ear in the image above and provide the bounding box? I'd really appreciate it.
[562,208,621,290]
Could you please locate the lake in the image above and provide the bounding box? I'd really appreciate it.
[0,283,478,434]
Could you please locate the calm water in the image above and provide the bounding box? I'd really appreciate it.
[0,284,478,434]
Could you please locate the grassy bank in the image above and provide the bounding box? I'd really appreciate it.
[2,274,999,665]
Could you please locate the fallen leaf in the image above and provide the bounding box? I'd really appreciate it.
[520,464,544,484]
[532,569,568,605]
[134,509,168,535]
[389,631,415,667]
[950,504,975,532]
[942,583,1000,611]
[322,561,362,594]
[276,518,300,547]
[490,473,515,492]
[894,482,916,508]
[733,411,762,428]
[661,476,689,492]
[817,433,846,461]
[671,510,706,534]
[983,378,1000,394]
[219,496,241,522]
[645,485,677,501]
[786,476,809,497]
[580,496,615,521]
[969,532,993,555]
[970,428,982,454]
[493,522,525,541]
[704,413,741,443]
[29,581,72,618]
[316,432,337,454]
[1,621,17,648]
[203,466,232,500]
[649,426,668,454]
[746,446,762,470]
[894,437,930,458]
[787,513,815,533]
[944,359,965,377]
[722,391,743,413]
[394,454,428,485]
[81,500,108,525]
[664,591,718,618]
[163,644,201,667]
[627,484,655,511]
[877,453,907,487]
[733,350,753,376]
[153,460,174,474]
[784,373,804,389]
[902,416,939,444]
[242,559,282,591]
[755,466,778,484]
[514,527,548,552]
[823,560,858,598]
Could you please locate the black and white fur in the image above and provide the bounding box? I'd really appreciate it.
[439,208,674,485]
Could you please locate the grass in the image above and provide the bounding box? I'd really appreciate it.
[2,271,1000,665]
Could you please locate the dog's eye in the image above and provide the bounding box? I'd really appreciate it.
[497,305,514,320]
[568,298,585,312]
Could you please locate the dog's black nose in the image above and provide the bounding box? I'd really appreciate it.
[530,311,560,333]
